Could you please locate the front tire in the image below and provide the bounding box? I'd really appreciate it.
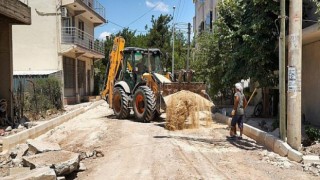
[133,86,156,122]
[112,87,130,119]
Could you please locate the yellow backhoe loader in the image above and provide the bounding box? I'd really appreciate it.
[101,36,209,122]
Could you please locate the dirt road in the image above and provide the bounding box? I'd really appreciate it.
[38,101,316,179]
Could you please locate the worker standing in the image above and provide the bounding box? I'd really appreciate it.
[229,83,247,140]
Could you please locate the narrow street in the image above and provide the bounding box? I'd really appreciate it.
[37,101,316,179]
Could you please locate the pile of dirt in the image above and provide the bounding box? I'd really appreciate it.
[164,90,214,131]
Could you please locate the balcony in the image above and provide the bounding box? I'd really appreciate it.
[61,27,104,57]
[81,0,104,18]
[62,0,106,26]
[0,0,31,24]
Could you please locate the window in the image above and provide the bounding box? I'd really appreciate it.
[78,20,84,40]
[62,17,71,34]
[89,39,93,50]
[63,57,75,88]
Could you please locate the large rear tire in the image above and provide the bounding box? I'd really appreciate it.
[112,87,130,119]
[133,86,156,122]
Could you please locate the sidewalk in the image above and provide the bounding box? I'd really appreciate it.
[0,100,105,153]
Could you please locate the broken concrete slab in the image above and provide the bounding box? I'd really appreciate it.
[57,176,66,180]
[22,150,80,176]
[78,162,86,171]
[5,126,12,131]
[3,167,56,180]
[9,167,30,176]
[303,155,320,165]
[27,139,61,154]
[10,144,28,159]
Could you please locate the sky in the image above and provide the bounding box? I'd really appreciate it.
[95,0,195,40]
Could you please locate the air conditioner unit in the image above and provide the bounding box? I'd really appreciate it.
[61,7,68,18]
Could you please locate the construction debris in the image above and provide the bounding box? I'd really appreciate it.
[22,150,80,176]
[9,144,28,162]
[3,167,56,180]
[27,140,61,154]
[164,90,214,131]
[78,162,87,171]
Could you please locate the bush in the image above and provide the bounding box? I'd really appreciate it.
[305,126,320,141]
[24,77,62,115]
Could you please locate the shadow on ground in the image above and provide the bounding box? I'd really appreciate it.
[154,135,264,151]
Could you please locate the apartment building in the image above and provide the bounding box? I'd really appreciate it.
[193,0,219,36]
[0,0,31,118]
[12,0,106,104]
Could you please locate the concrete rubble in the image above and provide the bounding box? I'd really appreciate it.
[10,143,28,160]
[259,150,293,169]
[27,139,61,154]
[78,162,87,171]
[9,167,30,176]
[3,167,56,180]
[1,139,87,178]
[22,150,80,176]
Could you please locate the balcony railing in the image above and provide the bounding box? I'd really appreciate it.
[81,0,105,19]
[61,27,104,55]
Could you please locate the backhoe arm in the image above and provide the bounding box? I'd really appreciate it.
[101,37,125,107]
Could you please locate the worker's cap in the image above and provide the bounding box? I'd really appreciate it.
[235,83,243,91]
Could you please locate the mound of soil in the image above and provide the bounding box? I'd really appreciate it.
[164,90,214,131]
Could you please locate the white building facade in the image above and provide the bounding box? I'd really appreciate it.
[12,0,106,104]
[193,0,219,36]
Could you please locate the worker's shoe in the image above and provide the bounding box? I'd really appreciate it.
[227,136,237,140]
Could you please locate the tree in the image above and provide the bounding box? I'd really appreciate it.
[194,0,279,96]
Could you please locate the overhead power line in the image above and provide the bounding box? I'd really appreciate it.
[107,20,148,34]
[127,0,162,27]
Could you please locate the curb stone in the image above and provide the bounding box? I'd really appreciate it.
[214,113,302,163]
[1,100,104,153]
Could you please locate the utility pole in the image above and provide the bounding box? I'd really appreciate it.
[172,6,176,79]
[287,0,302,150]
[187,23,191,70]
[279,0,286,141]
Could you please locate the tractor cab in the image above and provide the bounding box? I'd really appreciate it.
[144,48,163,74]
[122,47,147,90]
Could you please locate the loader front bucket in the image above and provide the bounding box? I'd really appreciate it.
[161,82,208,98]
[158,82,211,112]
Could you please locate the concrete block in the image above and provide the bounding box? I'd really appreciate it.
[23,150,80,176]
[274,140,290,157]
[288,148,303,162]
[256,131,267,144]
[264,134,277,151]
[245,125,265,141]
[27,140,61,153]
[243,124,251,135]
[4,167,56,180]
[57,176,66,180]
[303,155,320,165]
[9,167,30,176]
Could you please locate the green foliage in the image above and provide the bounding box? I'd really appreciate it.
[24,77,62,114]
[305,126,320,141]
[194,0,279,96]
